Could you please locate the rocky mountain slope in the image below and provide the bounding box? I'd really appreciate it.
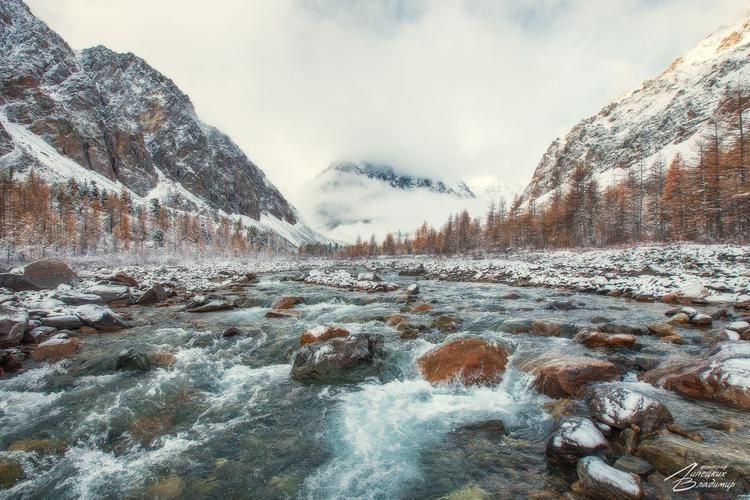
[520,12,750,206]
[0,0,322,247]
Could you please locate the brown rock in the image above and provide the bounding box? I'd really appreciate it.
[531,320,562,337]
[667,423,703,442]
[132,415,173,446]
[574,329,636,348]
[667,313,690,325]
[148,352,177,367]
[418,338,509,386]
[78,326,99,335]
[271,296,305,310]
[265,309,303,319]
[433,315,462,332]
[412,303,432,313]
[0,458,24,490]
[31,337,81,361]
[384,314,405,326]
[518,355,620,398]
[646,323,676,337]
[107,272,138,287]
[300,326,349,345]
[661,334,684,344]
[8,438,68,455]
[146,475,184,499]
[0,258,77,291]
[660,293,679,304]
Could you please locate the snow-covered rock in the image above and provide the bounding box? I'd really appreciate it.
[588,387,673,433]
[577,456,643,500]
[545,417,608,466]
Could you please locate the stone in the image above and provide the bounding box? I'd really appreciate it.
[398,264,425,276]
[31,337,81,361]
[0,458,24,490]
[498,319,533,334]
[0,258,77,291]
[23,326,57,344]
[104,272,138,287]
[222,326,243,338]
[290,333,384,382]
[271,296,305,310]
[640,343,750,410]
[666,423,703,442]
[384,314,405,326]
[357,272,381,282]
[518,355,620,398]
[418,338,509,386]
[41,314,83,330]
[600,323,648,336]
[689,313,712,326]
[412,303,432,313]
[433,315,462,332]
[613,455,653,476]
[186,300,234,313]
[8,438,68,455]
[577,456,643,500]
[588,387,672,433]
[265,309,303,319]
[74,305,128,331]
[574,329,636,348]
[545,417,608,467]
[441,485,489,500]
[547,300,582,311]
[667,313,690,325]
[146,475,185,500]
[116,349,152,371]
[646,323,676,337]
[75,348,152,374]
[135,284,168,305]
[148,351,177,367]
[0,309,29,347]
[131,415,173,446]
[406,283,420,295]
[299,325,349,345]
[0,349,22,374]
[531,320,562,336]
[86,283,132,303]
[52,291,104,305]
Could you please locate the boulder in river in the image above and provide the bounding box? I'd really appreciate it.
[640,342,750,409]
[31,337,81,361]
[0,458,24,490]
[418,338,509,386]
[135,284,168,305]
[86,283,132,303]
[406,283,419,295]
[576,456,643,500]
[574,329,636,348]
[357,272,381,282]
[291,333,384,382]
[271,296,305,310]
[0,258,77,291]
[398,264,425,276]
[588,386,672,433]
[0,349,22,375]
[102,272,138,287]
[545,416,608,467]
[433,315,462,332]
[74,305,128,331]
[41,314,83,330]
[518,355,620,398]
[299,325,349,345]
[266,309,303,319]
[645,323,676,337]
[0,308,28,347]
[186,300,234,313]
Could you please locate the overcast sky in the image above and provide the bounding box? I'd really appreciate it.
[26,0,748,204]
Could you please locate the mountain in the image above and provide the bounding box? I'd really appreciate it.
[520,13,750,206]
[299,161,494,242]
[0,0,322,247]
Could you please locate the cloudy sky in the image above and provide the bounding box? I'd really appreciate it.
[26,0,748,205]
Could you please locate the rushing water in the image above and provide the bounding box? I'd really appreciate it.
[1,269,746,499]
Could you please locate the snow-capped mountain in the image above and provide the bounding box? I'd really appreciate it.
[520,12,750,206]
[299,161,497,242]
[0,0,323,247]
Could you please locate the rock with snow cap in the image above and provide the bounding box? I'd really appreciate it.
[588,387,672,433]
[357,272,381,282]
[74,305,128,331]
[545,417,608,467]
[41,314,83,330]
[86,283,132,303]
[0,308,29,347]
[577,456,643,500]
[186,300,234,313]
[0,259,77,291]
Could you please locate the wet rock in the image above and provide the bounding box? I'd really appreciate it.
[23,326,57,344]
[52,291,104,306]
[636,433,750,490]
[498,319,533,334]
[588,387,672,433]
[574,329,636,348]
[41,314,83,330]
[543,398,583,419]
[545,417,608,467]
[618,428,638,454]
[433,315,462,332]
[735,294,750,310]
[406,283,420,295]
[613,455,653,476]
[74,305,128,331]
[0,458,24,490]
[500,292,522,300]
[0,349,22,374]
[76,348,152,374]
[31,337,81,361]
[547,300,583,311]
[398,264,425,276]
[233,296,265,308]
[86,283,132,303]
[454,419,507,437]
[148,351,177,367]
[384,314,405,326]
[357,272,381,282]
[518,355,620,398]
[666,423,703,442]
[418,338,509,386]
[102,272,138,287]
[640,343,750,409]
[7,438,68,455]
[146,475,184,500]
[412,302,432,313]
[116,349,152,371]
[265,309,303,319]
[0,258,77,291]
[577,456,643,500]
[441,484,489,500]
[600,323,648,336]
[727,321,750,334]
[290,333,384,382]
[131,414,173,446]
[531,320,562,337]
[271,296,305,310]
[135,284,168,305]
[645,323,676,337]
[0,309,29,347]
[186,300,234,313]
[222,326,243,338]
[667,312,690,325]
[299,325,349,345]
[689,313,712,326]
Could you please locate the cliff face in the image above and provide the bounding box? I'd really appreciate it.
[520,13,750,206]
[0,0,321,246]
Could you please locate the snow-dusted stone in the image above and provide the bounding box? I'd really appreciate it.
[727,321,750,334]
[291,333,384,382]
[588,387,672,433]
[24,326,57,344]
[74,305,128,331]
[266,309,303,319]
[135,284,168,305]
[545,417,608,466]
[31,337,81,361]
[0,258,77,291]
[186,300,234,313]
[677,282,710,301]
[518,355,620,398]
[357,272,381,282]
[418,338,509,386]
[736,294,750,310]
[689,313,712,326]
[52,291,104,306]
[86,283,131,303]
[398,264,425,276]
[299,325,349,345]
[406,283,420,295]
[577,456,643,500]
[641,343,750,409]
[101,272,138,287]
[0,309,28,347]
[41,314,83,330]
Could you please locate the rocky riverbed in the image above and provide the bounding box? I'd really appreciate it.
[0,251,749,498]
